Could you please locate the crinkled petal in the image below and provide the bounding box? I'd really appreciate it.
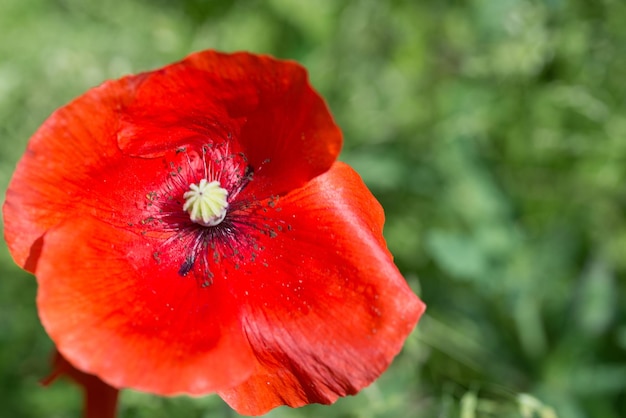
[117,50,342,195]
[36,216,255,394]
[2,76,140,270]
[217,162,425,415]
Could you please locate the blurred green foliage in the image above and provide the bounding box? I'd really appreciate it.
[1,0,625,417]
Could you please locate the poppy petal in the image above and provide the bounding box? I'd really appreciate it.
[117,50,342,195]
[36,215,256,395]
[2,77,135,270]
[217,162,425,415]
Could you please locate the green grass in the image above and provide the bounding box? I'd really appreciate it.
[1,0,625,417]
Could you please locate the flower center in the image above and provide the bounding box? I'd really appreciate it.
[182,179,229,227]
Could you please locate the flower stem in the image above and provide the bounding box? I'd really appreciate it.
[43,349,119,418]
[83,377,119,418]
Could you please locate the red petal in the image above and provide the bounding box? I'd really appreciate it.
[117,50,342,195]
[2,76,137,270]
[42,350,119,418]
[217,162,425,415]
[36,216,255,395]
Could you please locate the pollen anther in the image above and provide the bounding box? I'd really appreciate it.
[183,179,229,226]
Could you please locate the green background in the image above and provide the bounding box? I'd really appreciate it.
[1,0,624,417]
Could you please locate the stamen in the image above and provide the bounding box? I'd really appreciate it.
[183,179,229,227]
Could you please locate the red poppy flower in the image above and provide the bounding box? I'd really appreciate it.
[3,50,425,415]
